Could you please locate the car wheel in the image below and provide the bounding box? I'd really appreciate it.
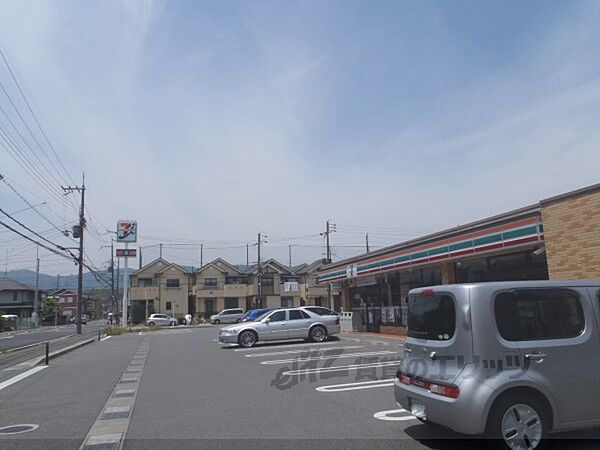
[238,330,257,348]
[309,325,328,342]
[236,318,241,323]
[214,319,220,324]
[170,321,176,326]
[486,394,548,450]
[148,321,155,327]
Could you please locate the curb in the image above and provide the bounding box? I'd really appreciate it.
[33,338,96,366]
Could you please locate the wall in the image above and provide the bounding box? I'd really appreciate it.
[542,188,600,279]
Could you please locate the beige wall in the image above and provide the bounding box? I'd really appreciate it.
[542,189,600,279]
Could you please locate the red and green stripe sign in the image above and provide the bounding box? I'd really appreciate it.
[317,217,543,284]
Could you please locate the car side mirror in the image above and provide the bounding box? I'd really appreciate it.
[263,317,270,323]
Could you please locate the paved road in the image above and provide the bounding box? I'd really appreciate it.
[0,321,106,351]
[0,328,598,449]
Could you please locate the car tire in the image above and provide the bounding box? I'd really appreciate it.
[170,321,176,326]
[148,321,155,327]
[238,330,257,348]
[485,393,549,450]
[213,319,220,324]
[309,325,328,342]
[236,318,241,323]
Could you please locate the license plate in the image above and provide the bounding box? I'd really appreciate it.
[409,398,427,420]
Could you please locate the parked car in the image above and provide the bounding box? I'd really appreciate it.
[210,308,244,324]
[1,314,18,331]
[145,313,177,327]
[240,308,274,322]
[394,281,600,450]
[218,307,341,347]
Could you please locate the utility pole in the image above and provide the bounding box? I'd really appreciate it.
[62,175,85,335]
[111,239,116,315]
[246,244,249,266]
[326,221,331,262]
[159,243,163,258]
[139,246,142,270]
[200,243,203,267]
[289,244,292,268]
[34,245,40,321]
[320,221,336,309]
[116,258,120,313]
[56,274,60,290]
[366,233,370,253]
[257,232,262,308]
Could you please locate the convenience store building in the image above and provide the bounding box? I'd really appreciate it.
[316,183,600,334]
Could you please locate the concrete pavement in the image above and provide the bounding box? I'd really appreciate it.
[0,327,597,449]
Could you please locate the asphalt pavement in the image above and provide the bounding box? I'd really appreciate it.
[0,327,598,449]
[0,321,106,351]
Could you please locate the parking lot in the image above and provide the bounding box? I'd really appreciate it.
[0,327,597,449]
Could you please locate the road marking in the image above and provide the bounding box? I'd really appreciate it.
[282,360,401,376]
[316,379,395,393]
[244,346,363,357]
[100,336,112,341]
[261,350,398,365]
[0,335,14,340]
[233,341,339,352]
[0,366,47,391]
[373,408,417,421]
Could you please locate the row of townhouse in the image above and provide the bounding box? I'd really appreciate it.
[128,257,339,321]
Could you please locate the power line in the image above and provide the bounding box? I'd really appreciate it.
[0,219,75,261]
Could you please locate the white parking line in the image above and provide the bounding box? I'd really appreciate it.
[100,336,112,341]
[282,360,401,376]
[373,408,417,421]
[316,379,395,393]
[0,366,47,392]
[261,350,398,365]
[233,341,339,352]
[244,346,363,357]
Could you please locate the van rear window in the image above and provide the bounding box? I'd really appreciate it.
[407,294,456,340]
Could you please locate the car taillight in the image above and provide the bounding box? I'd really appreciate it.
[396,371,460,399]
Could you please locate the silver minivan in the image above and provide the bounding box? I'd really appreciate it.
[394,281,600,449]
[210,308,244,324]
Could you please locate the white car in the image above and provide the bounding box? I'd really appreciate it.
[145,313,177,327]
[210,308,244,324]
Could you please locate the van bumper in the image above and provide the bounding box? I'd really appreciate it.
[394,376,493,435]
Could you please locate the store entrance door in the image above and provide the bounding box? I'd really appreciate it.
[365,305,381,332]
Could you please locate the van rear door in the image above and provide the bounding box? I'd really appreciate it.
[400,290,473,385]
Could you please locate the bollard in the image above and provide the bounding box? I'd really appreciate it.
[45,341,49,365]
[98,329,101,341]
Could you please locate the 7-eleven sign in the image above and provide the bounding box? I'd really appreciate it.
[117,220,137,243]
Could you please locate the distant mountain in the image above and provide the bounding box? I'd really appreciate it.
[4,269,134,291]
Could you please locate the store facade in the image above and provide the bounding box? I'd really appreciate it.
[317,183,600,334]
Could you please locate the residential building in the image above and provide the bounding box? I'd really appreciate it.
[48,288,78,318]
[129,258,193,322]
[0,277,45,318]
[317,182,600,335]
[84,296,103,320]
[243,259,302,310]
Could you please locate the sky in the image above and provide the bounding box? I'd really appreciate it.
[0,0,599,278]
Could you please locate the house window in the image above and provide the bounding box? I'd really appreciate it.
[204,278,218,287]
[225,298,239,309]
[281,297,294,308]
[138,278,153,287]
[261,276,274,286]
[166,301,172,310]
[166,279,180,288]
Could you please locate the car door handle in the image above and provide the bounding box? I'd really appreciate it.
[525,353,547,361]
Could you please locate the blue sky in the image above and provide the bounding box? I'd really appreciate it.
[0,0,599,274]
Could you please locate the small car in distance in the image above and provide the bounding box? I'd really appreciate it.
[218,307,341,347]
[146,313,177,327]
[210,308,244,324]
[70,315,87,325]
[240,308,273,322]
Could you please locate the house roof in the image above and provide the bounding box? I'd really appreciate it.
[0,277,36,291]
[130,258,171,276]
[48,288,77,297]
[295,259,327,275]
[244,259,294,275]
[158,262,190,275]
[195,258,242,275]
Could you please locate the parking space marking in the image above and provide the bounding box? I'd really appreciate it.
[373,408,417,421]
[232,341,340,352]
[282,360,401,376]
[0,366,47,392]
[261,350,398,365]
[244,346,363,357]
[100,336,112,341]
[316,379,395,393]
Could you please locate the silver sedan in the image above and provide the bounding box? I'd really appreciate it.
[218,307,340,347]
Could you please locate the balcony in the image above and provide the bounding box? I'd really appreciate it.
[130,286,159,300]
[224,284,250,297]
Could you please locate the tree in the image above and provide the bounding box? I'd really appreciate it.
[131,301,145,325]
[41,298,58,317]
